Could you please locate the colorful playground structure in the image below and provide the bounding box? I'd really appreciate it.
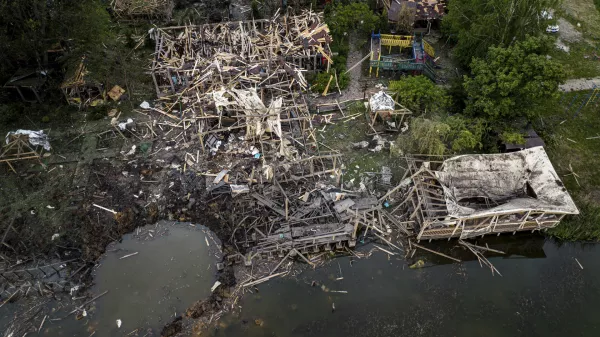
[369,33,436,80]
[562,84,600,117]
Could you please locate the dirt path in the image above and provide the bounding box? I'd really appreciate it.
[560,77,600,91]
[313,36,377,106]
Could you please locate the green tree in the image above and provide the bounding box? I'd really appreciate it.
[0,0,113,80]
[463,36,565,120]
[389,75,450,114]
[325,2,380,41]
[395,115,486,155]
[399,117,451,156]
[443,0,559,67]
[445,115,487,152]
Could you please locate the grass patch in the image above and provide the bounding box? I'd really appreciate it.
[549,41,600,78]
[549,198,600,240]
[319,102,406,185]
[531,90,600,240]
[560,0,600,40]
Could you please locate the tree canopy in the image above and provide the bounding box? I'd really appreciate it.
[463,36,565,121]
[0,0,112,80]
[325,2,380,41]
[443,0,559,67]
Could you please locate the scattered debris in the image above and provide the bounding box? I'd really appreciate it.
[211,281,222,292]
[119,252,139,259]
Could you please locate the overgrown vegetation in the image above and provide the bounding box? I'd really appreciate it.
[310,71,350,93]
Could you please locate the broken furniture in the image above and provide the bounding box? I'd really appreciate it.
[400,147,579,240]
[61,57,104,108]
[3,68,48,103]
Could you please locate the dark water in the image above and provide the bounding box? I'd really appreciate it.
[3,230,599,337]
[41,222,221,337]
[210,235,600,337]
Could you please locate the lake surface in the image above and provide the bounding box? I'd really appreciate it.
[42,221,221,337]
[3,229,599,337]
[209,235,600,337]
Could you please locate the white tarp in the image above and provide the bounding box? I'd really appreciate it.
[6,130,51,151]
[434,147,578,217]
[369,91,395,112]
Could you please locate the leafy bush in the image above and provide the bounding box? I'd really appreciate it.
[395,115,487,155]
[500,131,526,145]
[389,76,450,114]
[396,117,450,156]
[446,115,487,152]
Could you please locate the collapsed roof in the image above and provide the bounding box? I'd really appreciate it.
[435,147,578,217]
[369,91,396,112]
[400,147,578,240]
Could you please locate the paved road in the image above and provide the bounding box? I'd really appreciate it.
[560,77,600,92]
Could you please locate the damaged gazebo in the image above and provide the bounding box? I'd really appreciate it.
[400,147,579,240]
[367,90,412,131]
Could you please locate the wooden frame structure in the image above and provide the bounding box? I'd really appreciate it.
[0,134,46,173]
[3,69,47,103]
[150,9,332,97]
[60,56,104,108]
[149,10,333,154]
[367,90,412,131]
[401,148,579,241]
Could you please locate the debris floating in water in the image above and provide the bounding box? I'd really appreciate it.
[119,252,139,260]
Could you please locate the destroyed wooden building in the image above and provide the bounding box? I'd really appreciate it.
[402,147,579,241]
[150,10,332,97]
[145,10,409,262]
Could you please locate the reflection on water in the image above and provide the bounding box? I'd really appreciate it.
[210,235,599,337]
[44,221,220,337]
[3,230,598,337]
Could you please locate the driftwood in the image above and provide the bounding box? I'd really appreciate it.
[410,241,461,263]
[459,240,502,276]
